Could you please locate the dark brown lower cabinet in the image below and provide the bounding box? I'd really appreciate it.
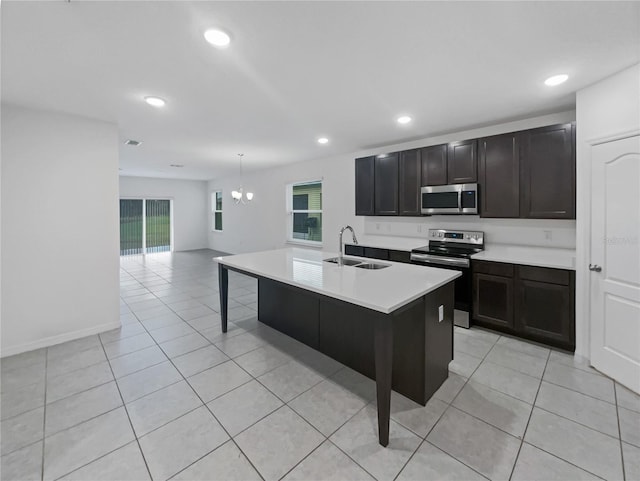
[259,277,454,405]
[472,260,575,351]
[515,267,575,350]
[473,273,514,330]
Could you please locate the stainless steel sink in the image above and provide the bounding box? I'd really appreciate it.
[354,262,390,270]
[323,257,363,266]
[324,257,390,270]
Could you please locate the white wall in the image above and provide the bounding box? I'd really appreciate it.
[575,63,640,358]
[209,110,576,255]
[208,154,360,254]
[119,176,208,252]
[1,105,120,357]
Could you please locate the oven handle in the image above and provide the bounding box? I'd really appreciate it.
[410,253,470,268]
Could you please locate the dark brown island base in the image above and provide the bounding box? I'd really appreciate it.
[216,248,460,447]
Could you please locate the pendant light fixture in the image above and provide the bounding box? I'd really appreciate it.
[231,153,254,204]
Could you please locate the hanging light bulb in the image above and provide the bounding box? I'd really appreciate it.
[231,154,253,204]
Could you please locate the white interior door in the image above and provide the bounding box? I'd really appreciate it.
[590,134,640,393]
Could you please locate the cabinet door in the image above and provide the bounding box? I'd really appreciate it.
[399,149,421,216]
[420,145,447,186]
[515,268,575,351]
[472,273,514,330]
[447,139,477,184]
[478,133,520,217]
[374,153,399,215]
[355,156,375,216]
[521,123,575,219]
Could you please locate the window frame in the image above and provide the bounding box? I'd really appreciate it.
[212,190,223,232]
[286,179,323,247]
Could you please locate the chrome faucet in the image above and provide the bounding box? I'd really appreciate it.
[338,225,358,265]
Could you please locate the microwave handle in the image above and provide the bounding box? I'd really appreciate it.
[458,190,462,211]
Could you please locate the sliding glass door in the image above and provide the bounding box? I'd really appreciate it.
[119,198,171,255]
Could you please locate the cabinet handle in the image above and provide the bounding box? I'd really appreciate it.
[589,264,602,272]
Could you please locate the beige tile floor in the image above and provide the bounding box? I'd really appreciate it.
[1,249,638,481]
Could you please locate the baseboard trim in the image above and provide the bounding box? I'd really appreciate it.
[0,320,122,358]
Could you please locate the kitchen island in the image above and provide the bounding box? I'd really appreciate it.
[215,247,460,446]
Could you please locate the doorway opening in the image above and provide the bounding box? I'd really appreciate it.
[120,199,172,255]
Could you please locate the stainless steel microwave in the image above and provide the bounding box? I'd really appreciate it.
[420,183,478,215]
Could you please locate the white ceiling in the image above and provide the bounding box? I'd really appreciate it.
[2,1,639,180]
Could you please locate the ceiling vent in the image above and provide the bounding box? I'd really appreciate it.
[124,139,142,146]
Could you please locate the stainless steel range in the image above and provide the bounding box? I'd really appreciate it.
[410,229,484,328]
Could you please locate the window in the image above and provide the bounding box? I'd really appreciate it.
[212,191,223,231]
[288,180,322,244]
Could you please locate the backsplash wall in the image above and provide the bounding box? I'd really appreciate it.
[363,216,576,248]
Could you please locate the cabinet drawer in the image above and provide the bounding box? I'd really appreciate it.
[472,260,514,277]
[363,247,389,260]
[518,265,570,285]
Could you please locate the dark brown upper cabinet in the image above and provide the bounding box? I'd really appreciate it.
[355,122,575,219]
[399,149,422,216]
[374,152,399,215]
[521,123,575,219]
[478,133,520,218]
[355,156,375,216]
[447,139,477,184]
[420,144,448,186]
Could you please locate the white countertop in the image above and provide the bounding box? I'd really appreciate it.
[471,245,576,270]
[215,247,460,314]
[346,235,428,251]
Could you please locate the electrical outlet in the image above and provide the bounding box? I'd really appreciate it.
[376,223,380,231]
[417,224,421,233]
[386,224,391,232]
[544,230,552,241]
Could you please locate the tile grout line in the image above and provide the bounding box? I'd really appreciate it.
[507,347,550,481]
[40,348,49,481]
[452,354,621,441]
[132,303,269,481]
[540,376,618,406]
[149,285,380,481]
[614,384,628,481]
[390,331,502,481]
[96,335,154,481]
[516,443,609,481]
[277,403,375,481]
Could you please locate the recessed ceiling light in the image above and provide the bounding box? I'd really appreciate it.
[204,29,231,48]
[170,164,184,168]
[544,74,569,86]
[144,96,166,107]
[397,116,412,124]
[124,139,142,146]
[317,137,329,144]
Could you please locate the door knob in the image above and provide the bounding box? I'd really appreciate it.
[589,264,602,272]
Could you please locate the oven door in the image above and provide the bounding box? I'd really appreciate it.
[410,253,472,327]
